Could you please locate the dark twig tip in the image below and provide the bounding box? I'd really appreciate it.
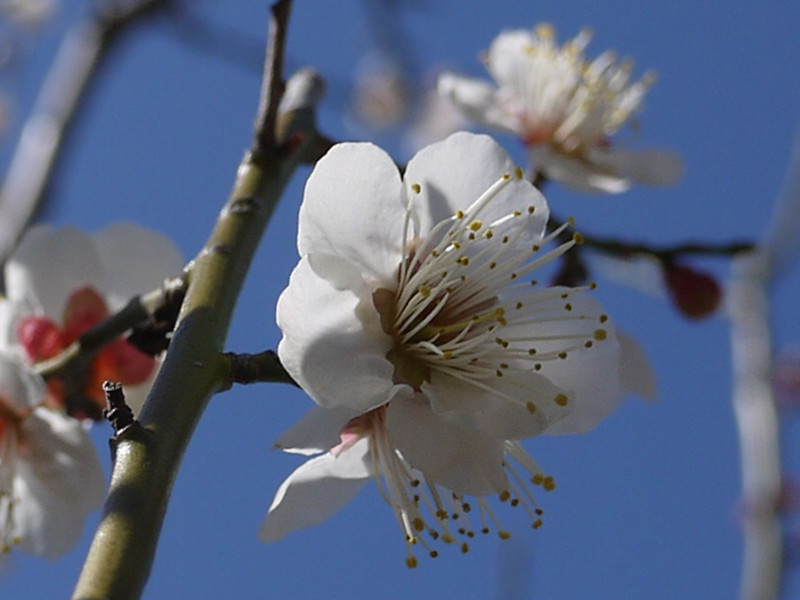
[102,381,137,436]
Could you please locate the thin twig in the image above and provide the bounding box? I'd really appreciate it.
[253,0,293,156]
[0,0,172,268]
[225,350,297,387]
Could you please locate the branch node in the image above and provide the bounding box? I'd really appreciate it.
[102,381,137,437]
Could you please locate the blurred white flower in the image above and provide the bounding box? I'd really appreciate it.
[0,223,184,417]
[0,353,104,561]
[265,132,653,561]
[438,24,681,193]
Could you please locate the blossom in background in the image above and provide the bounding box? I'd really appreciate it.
[263,132,653,563]
[437,24,681,193]
[0,223,184,418]
[0,352,105,561]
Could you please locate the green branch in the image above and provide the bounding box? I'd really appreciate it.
[71,2,303,598]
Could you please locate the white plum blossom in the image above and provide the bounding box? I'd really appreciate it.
[263,132,653,563]
[0,352,105,561]
[437,24,682,193]
[0,223,184,418]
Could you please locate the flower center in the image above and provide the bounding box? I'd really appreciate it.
[371,170,608,415]
[16,286,156,419]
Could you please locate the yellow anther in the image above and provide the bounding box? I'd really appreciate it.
[502,173,511,180]
[573,232,585,245]
[455,210,465,219]
[499,531,512,540]
[594,328,608,341]
[554,393,569,406]
[484,229,494,239]
[567,216,576,227]
[413,518,425,532]
[526,401,537,414]
[543,476,556,491]
[411,183,421,194]
[499,490,511,502]
[469,220,482,231]
[461,543,470,554]
[558,352,567,359]
[513,210,521,217]
[599,314,608,323]
[406,556,419,569]
[515,166,524,179]
[458,256,470,266]
[564,303,573,311]
[532,519,543,529]
[418,284,432,298]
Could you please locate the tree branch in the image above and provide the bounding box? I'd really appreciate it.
[71,2,306,598]
[0,0,173,268]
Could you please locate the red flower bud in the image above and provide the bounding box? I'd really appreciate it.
[664,263,721,319]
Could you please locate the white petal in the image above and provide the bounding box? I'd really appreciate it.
[485,29,537,90]
[538,314,624,433]
[259,438,372,542]
[5,226,106,318]
[386,395,507,496]
[273,405,360,456]
[616,330,657,400]
[14,407,105,559]
[91,223,184,307]
[424,370,570,440]
[0,353,45,409]
[276,256,399,412]
[405,132,548,242]
[590,148,683,187]
[436,73,518,133]
[529,146,631,193]
[298,142,406,287]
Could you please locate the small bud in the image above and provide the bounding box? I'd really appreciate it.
[663,263,721,319]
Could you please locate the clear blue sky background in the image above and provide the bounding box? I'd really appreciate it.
[3,1,800,598]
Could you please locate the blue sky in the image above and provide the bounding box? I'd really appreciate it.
[3,1,800,598]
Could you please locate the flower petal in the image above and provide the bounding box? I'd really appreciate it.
[528,146,632,193]
[5,226,106,318]
[298,142,406,287]
[405,132,549,242]
[273,405,360,456]
[0,353,45,409]
[386,395,507,496]
[533,292,625,434]
[616,330,657,400]
[91,223,184,308]
[436,73,518,133]
[277,255,399,412]
[259,438,372,542]
[424,370,570,440]
[589,148,683,187]
[485,29,537,90]
[14,407,105,559]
